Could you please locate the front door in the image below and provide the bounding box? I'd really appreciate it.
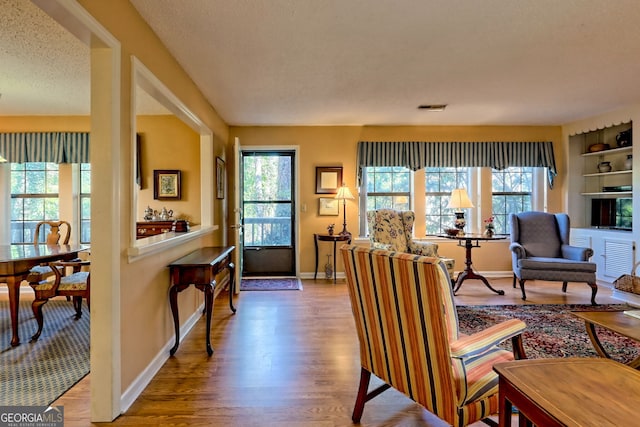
[241,150,296,276]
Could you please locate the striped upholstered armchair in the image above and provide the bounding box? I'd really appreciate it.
[366,209,455,281]
[341,245,526,427]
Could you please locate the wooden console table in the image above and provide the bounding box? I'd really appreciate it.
[314,233,351,283]
[168,246,236,356]
[494,358,640,426]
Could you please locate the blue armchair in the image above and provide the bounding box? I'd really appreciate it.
[509,211,597,305]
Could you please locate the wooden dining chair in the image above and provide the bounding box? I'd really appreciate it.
[27,220,74,284]
[34,220,72,244]
[29,259,90,342]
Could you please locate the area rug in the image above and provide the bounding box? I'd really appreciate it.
[0,299,90,406]
[240,278,302,291]
[457,304,640,363]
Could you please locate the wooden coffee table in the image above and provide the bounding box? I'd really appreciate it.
[572,310,640,369]
[494,358,640,427]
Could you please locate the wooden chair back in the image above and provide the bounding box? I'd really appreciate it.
[34,220,71,245]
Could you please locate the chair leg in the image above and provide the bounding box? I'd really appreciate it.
[511,334,527,360]
[352,368,371,423]
[30,299,48,342]
[352,367,391,423]
[512,273,517,288]
[588,282,598,306]
[518,278,527,300]
[562,281,568,292]
[72,296,83,319]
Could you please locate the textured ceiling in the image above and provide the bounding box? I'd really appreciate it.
[3,0,640,125]
[0,0,168,116]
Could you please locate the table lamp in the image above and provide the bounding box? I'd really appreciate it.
[447,188,474,236]
[335,184,355,236]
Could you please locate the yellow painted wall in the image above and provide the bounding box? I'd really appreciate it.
[136,115,201,224]
[74,0,231,398]
[230,125,564,275]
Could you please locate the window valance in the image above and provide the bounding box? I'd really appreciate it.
[357,141,557,188]
[0,132,89,164]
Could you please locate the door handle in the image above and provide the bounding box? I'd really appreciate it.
[230,224,244,230]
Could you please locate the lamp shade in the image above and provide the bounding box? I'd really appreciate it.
[447,188,474,209]
[335,185,355,200]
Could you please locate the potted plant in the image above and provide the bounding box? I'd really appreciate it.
[483,216,495,237]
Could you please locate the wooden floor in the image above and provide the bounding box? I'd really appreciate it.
[50,277,620,426]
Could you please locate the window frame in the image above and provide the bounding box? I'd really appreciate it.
[79,162,91,244]
[9,162,60,244]
[359,166,547,238]
[358,166,414,235]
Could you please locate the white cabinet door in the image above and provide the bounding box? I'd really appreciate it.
[603,238,635,280]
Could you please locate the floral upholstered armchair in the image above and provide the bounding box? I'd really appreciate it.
[366,209,455,281]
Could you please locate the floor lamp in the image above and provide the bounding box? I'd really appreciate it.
[335,184,355,236]
[447,188,474,236]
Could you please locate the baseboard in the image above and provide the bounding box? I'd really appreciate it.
[299,270,515,280]
[612,289,640,308]
[120,300,203,412]
[120,275,231,413]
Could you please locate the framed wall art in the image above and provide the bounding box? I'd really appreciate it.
[318,197,340,216]
[154,170,181,200]
[216,157,225,199]
[315,166,343,194]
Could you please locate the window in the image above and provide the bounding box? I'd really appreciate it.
[79,163,91,243]
[359,167,412,234]
[364,167,411,211]
[491,167,534,234]
[360,165,546,238]
[10,162,59,244]
[425,167,469,235]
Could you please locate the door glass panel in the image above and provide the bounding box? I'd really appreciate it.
[243,155,292,201]
[243,202,291,246]
[242,153,294,248]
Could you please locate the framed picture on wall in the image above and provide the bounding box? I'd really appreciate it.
[318,197,339,216]
[216,157,225,199]
[315,166,343,194]
[154,169,181,200]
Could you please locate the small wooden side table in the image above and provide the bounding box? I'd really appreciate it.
[168,246,236,356]
[494,358,640,427]
[314,233,351,283]
[571,310,640,368]
[440,233,507,295]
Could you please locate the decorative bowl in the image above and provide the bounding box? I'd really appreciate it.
[444,228,459,236]
[588,143,610,153]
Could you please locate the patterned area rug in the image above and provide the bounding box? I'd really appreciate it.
[457,304,640,363]
[0,299,90,406]
[240,278,302,291]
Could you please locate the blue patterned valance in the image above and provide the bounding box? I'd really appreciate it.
[0,132,89,164]
[357,141,557,188]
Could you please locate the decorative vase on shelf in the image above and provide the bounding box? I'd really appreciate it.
[598,161,612,173]
[625,155,633,170]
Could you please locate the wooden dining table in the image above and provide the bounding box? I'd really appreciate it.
[0,244,88,347]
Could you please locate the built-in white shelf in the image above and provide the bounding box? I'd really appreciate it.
[581,191,633,196]
[583,170,632,177]
[581,145,632,157]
